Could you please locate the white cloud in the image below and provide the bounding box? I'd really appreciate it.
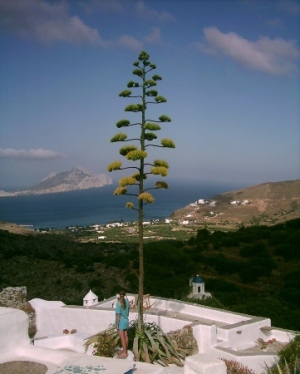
[144,27,162,45]
[115,35,143,50]
[112,27,163,50]
[0,148,67,160]
[0,0,105,46]
[195,27,300,75]
[135,1,175,22]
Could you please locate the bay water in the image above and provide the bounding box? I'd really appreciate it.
[0,180,241,230]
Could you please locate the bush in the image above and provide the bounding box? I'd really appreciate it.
[278,335,300,367]
[221,358,255,373]
[275,244,300,261]
[93,331,119,358]
[266,335,300,373]
[240,243,267,258]
[213,254,240,275]
[89,278,104,289]
[266,357,299,374]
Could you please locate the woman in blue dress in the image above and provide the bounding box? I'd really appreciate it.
[115,290,130,358]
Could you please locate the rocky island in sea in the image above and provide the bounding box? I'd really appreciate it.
[0,166,112,197]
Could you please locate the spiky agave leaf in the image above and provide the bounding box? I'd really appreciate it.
[133,336,140,362]
[144,330,159,355]
[142,342,151,363]
[157,335,171,360]
[168,357,184,367]
[84,335,99,352]
[163,332,184,361]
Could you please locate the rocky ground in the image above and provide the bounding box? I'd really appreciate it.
[0,222,36,235]
[0,361,47,374]
[171,180,300,229]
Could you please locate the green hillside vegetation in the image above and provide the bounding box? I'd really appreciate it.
[0,218,299,331]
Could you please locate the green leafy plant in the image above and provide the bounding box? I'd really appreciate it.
[278,336,300,365]
[84,321,184,366]
[128,321,184,367]
[265,357,299,374]
[266,335,300,373]
[84,325,119,357]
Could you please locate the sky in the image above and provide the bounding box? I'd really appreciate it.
[0,0,299,190]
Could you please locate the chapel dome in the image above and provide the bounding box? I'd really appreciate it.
[192,275,204,283]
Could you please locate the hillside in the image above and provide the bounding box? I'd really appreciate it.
[0,166,112,197]
[171,179,300,229]
[0,219,299,331]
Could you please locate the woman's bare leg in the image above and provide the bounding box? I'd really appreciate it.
[118,330,128,356]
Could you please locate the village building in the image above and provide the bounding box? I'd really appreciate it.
[188,275,212,299]
[0,285,296,374]
[83,289,98,307]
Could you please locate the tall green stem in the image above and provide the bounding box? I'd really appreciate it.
[138,61,146,331]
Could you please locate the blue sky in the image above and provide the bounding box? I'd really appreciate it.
[0,0,299,190]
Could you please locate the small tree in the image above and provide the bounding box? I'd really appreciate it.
[107,51,175,333]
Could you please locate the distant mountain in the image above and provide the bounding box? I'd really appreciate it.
[0,166,112,197]
[171,179,300,228]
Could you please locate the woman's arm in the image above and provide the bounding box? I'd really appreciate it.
[116,313,121,328]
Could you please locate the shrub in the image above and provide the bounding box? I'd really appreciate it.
[93,331,119,358]
[89,278,104,289]
[265,357,299,374]
[277,335,300,367]
[266,335,300,373]
[221,358,255,374]
[275,244,300,261]
[240,243,267,258]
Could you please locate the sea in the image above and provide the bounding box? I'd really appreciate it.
[0,180,243,230]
